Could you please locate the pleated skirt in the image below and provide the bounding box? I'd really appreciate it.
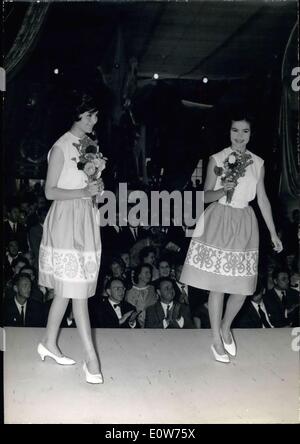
[180,202,259,295]
[39,198,101,299]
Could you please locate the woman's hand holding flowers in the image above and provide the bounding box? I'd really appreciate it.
[85,181,100,197]
[223,179,236,193]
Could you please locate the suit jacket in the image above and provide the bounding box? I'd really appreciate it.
[233,299,273,328]
[119,227,143,251]
[4,220,28,252]
[162,226,190,256]
[264,288,300,327]
[100,225,123,263]
[145,300,194,329]
[173,281,208,317]
[3,297,46,327]
[89,296,139,328]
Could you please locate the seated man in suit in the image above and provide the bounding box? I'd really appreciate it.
[233,279,274,328]
[265,268,300,327]
[145,277,194,328]
[4,239,25,282]
[173,262,209,328]
[3,273,45,327]
[89,278,139,328]
[4,201,28,252]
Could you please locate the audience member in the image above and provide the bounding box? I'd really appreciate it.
[125,264,157,327]
[145,277,194,328]
[264,268,300,327]
[3,273,45,327]
[90,278,139,328]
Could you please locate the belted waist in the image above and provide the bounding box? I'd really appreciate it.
[218,199,249,209]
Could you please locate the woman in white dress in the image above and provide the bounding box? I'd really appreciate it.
[38,93,104,383]
[180,114,283,363]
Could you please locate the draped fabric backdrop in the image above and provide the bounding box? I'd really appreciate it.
[4,3,50,82]
[279,22,299,199]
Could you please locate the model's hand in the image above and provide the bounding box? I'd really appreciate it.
[271,233,283,253]
[223,180,236,192]
[97,178,104,194]
[85,181,100,197]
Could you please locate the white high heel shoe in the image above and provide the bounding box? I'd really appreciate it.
[220,329,237,357]
[37,343,76,365]
[83,362,104,384]
[211,344,230,363]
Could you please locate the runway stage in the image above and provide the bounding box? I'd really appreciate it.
[3,327,299,424]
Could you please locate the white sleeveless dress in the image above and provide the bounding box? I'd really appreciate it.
[39,131,101,299]
[180,147,264,296]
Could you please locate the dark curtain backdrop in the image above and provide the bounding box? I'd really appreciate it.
[279,22,299,200]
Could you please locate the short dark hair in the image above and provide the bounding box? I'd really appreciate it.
[230,111,254,127]
[19,265,36,278]
[13,272,32,286]
[110,257,125,270]
[133,264,152,284]
[157,276,175,289]
[272,267,290,281]
[105,277,126,291]
[11,256,30,269]
[139,246,156,262]
[69,91,98,122]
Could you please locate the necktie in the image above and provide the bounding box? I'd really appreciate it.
[113,303,120,309]
[181,285,188,304]
[166,304,171,319]
[281,291,287,309]
[258,304,271,328]
[20,305,25,326]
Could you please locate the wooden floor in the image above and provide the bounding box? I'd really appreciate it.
[3,327,299,424]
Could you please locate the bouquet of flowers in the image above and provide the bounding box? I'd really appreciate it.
[214,150,253,203]
[72,134,107,206]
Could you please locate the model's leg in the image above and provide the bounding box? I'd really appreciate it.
[43,295,70,356]
[208,291,226,354]
[221,294,247,342]
[72,298,100,374]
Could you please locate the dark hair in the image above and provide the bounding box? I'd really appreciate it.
[158,257,171,266]
[66,90,98,124]
[157,276,175,289]
[6,200,19,213]
[105,277,126,291]
[253,276,266,296]
[230,109,254,129]
[133,263,153,284]
[11,256,30,269]
[19,265,36,279]
[272,267,290,281]
[139,246,156,262]
[110,257,125,270]
[13,272,32,286]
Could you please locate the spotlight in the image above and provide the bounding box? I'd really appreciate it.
[53,68,59,75]
[153,73,159,80]
[202,77,208,84]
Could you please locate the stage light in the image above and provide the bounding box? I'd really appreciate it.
[54,68,59,75]
[202,77,208,84]
[153,73,159,80]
